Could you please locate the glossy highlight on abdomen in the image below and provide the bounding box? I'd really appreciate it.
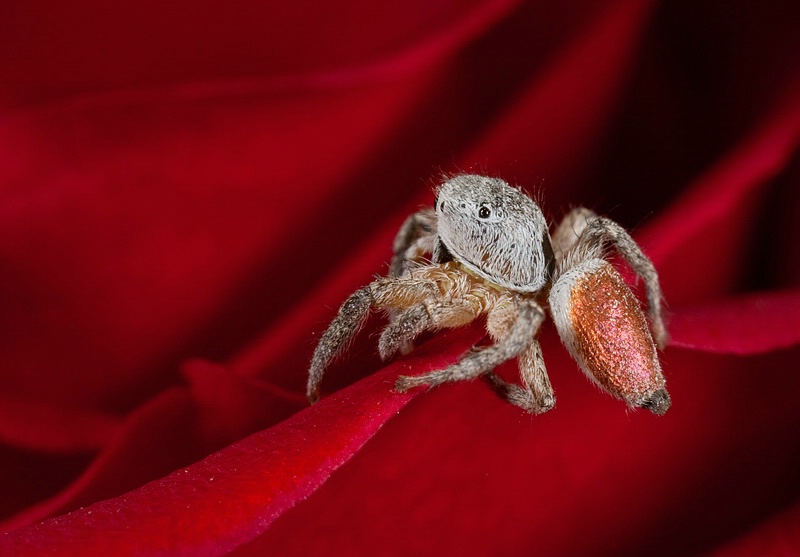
[549,259,669,414]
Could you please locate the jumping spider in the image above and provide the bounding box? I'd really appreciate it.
[307,174,670,415]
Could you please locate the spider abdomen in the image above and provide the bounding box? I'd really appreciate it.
[549,258,670,414]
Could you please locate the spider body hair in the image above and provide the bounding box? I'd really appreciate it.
[308,174,669,415]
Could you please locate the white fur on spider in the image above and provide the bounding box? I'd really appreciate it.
[307,172,671,415]
[436,175,551,293]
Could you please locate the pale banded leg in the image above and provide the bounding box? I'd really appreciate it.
[578,217,667,348]
[553,208,667,348]
[307,277,437,403]
[389,207,437,277]
[395,299,544,393]
[551,207,598,262]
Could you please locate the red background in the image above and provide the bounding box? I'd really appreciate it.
[2,0,800,554]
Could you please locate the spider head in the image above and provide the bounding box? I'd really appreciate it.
[435,174,554,292]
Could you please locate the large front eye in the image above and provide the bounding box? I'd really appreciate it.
[478,206,491,219]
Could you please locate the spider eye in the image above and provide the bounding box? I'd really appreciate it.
[478,206,491,219]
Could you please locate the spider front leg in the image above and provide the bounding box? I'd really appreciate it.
[380,294,480,360]
[389,207,437,277]
[483,297,554,414]
[307,276,438,403]
[551,206,598,262]
[395,299,545,395]
[483,338,555,414]
[378,305,430,360]
[554,208,667,348]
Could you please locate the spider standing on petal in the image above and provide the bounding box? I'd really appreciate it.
[307,174,670,415]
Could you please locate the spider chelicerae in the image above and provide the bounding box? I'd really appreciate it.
[307,174,670,415]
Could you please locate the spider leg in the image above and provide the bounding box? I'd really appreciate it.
[483,297,554,414]
[551,206,598,262]
[379,305,430,360]
[484,337,555,414]
[389,207,437,277]
[554,208,667,349]
[395,299,544,393]
[307,277,437,403]
[579,217,668,349]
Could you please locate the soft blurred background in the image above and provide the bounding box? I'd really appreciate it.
[1,0,800,555]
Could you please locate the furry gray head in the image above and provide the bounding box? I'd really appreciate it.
[435,174,554,292]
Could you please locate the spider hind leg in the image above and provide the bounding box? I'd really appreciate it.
[307,277,438,404]
[554,208,667,349]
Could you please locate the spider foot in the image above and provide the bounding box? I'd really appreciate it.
[483,373,555,415]
[380,306,429,361]
[394,374,429,392]
[379,339,415,361]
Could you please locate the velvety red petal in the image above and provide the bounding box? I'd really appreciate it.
[708,501,800,557]
[0,397,119,453]
[230,341,800,556]
[638,89,800,304]
[0,363,310,533]
[0,388,200,533]
[669,289,800,354]
[0,350,456,555]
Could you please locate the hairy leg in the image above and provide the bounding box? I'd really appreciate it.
[307,276,438,403]
[578,217,667,348]
[379,305,430,360]
[395,299,544,392]
[308,287,371,403]
[551,207,597,262]
[483,297,553,413]
[389,207,437,277]
[554,209,667,349]
[484,338,555,414]
[380,296,481,360]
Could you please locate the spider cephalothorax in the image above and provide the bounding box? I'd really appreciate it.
[435,175,554,292]
[308,174,670,415]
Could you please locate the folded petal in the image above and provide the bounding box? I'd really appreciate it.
[0,397,119,453]
[638,88,800,303]
[669,288,800,354]
[0,348,456,554]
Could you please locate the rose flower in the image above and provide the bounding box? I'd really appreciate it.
[1,0,800,555]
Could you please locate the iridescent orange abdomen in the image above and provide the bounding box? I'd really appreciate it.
[549,259,669,414]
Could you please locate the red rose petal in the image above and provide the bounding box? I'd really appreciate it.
[231,343,800,556]
[707,501,800,557]
[668,288,800,355]
[0,388,200,533]
[638,89,800,303]
[0,350,451,555]
[0,397,119,453]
